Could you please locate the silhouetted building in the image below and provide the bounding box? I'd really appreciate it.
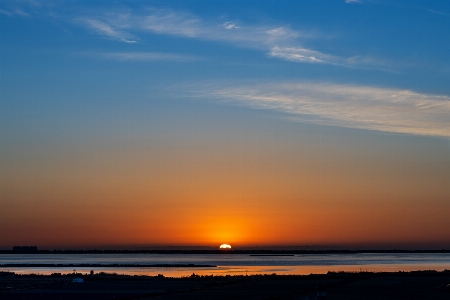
[13,246,38,253]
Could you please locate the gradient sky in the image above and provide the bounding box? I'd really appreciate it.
[1,0,449,250]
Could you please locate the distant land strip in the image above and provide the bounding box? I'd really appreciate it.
[0,264,216,268]
[249,254,295,256]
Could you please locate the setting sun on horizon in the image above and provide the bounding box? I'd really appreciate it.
[1,0,449,251]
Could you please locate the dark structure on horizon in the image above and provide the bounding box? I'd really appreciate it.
[13,246,38,253]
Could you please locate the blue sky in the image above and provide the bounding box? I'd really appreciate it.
[1,1,449,248]
[1,0,449,139]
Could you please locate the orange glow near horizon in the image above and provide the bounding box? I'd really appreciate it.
[1,128,449,250]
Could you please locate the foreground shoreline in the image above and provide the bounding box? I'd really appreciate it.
[1,270,449,299]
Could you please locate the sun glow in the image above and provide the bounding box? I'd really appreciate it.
[219,244,231,249]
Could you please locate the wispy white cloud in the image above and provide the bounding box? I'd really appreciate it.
[270,46,393,71]
[3,3,389,69]
[77,8,385,69]
[0,9,12,16]
[223,21,239,30]
[345,0,361,4]
[133,8,302,47]
[427,9,450,17]
[79,19,138,43]
[193,82,450,138]
[138,9,205,38]
[0,8,29,17]
[138,9,390,69]
[0,0,45,17]
[14,8,29,16]
[89,52,199,62]
[270,46,339,64]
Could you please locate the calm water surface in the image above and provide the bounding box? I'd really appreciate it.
[1,253,449,277]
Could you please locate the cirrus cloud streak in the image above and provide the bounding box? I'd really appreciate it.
[77,7,388,70]
[196,82,450,138]
[91,52,199,62]
[78,19,138,43]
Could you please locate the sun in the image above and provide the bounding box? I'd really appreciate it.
[219,244,232,249]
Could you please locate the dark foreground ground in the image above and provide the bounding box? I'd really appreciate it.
[1,270,450,300]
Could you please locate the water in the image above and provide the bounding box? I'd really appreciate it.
[1,253,449,277]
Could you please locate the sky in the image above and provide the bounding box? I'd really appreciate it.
[0,0,449,250]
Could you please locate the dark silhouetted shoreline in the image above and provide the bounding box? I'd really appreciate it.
[1,270,449,299]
